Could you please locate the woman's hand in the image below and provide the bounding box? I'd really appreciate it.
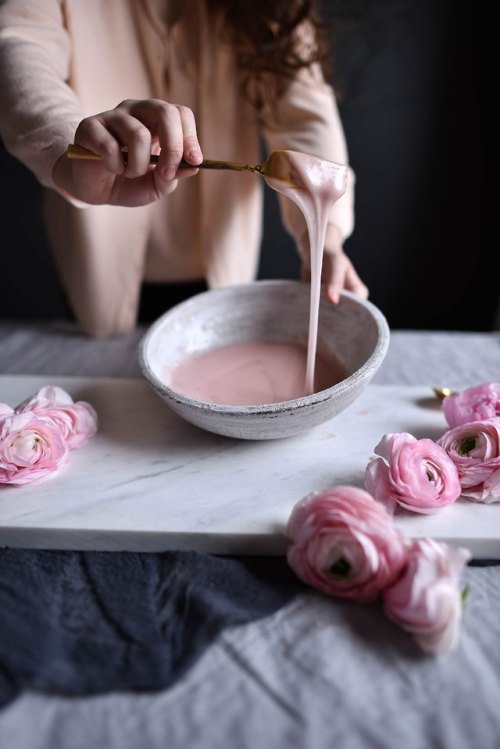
[300,224,369,303]
[53,99,203,206]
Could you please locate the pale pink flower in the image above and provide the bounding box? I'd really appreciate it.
[18,385,98,450]
[383,538,471,654]
[443,382,500,428]
[438,418,500,503]
[0,411,69,485]
[365,433,461,514]
[0,404,14,418]
[286,486,409,602]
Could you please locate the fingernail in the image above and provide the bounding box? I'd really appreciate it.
[187,148,203,165]
[328,286,340,304]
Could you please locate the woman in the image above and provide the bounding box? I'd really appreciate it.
[0,0,367,336]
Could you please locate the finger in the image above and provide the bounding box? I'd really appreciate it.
[102,104,181,200]
[154,103,203,180]
[75,116,125,175]
[115,100,184,182]
[152,102,186,181]
[173,106,201,180]
[177,105,203,165]
[323,254,347,304]
[100,112,152,177]
[117,100,203,183]
[326,279,343,304]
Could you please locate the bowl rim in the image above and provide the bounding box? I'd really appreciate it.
[139,280,390,415]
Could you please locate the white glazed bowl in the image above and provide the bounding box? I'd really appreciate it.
[139,280,390,440]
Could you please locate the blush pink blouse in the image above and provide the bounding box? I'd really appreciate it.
[0,0,354,336]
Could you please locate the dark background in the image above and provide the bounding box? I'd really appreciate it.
[0,0,495,330]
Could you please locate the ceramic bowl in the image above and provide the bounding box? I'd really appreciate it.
[139,280,390,440]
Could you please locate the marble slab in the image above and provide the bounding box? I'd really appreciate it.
[0,375,498,558]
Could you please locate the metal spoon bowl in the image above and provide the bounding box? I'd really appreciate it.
[433,387,454,401]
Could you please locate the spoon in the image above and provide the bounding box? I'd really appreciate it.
[66,144,299,185]
[433,387,454,402]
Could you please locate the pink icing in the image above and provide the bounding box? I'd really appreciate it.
[165,150,348,406]
[166,341,346,405]
[264,151,347,394]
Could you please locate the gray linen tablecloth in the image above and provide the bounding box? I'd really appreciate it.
[0,322,499,749]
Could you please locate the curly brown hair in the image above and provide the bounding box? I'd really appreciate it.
[206,0,332,120]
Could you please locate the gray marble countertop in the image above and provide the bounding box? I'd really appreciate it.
[0,320,499,389]
[1,376,498,557]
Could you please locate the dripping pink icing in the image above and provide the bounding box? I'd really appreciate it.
[165,151,348,405]
[263,151,348,395]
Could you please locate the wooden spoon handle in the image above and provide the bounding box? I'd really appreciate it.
[66,144,260,172]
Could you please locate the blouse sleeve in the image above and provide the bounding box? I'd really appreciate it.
[0,0,82,190]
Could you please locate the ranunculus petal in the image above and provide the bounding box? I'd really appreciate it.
[19,385,74,410]
[286,486,409,602]
[383,538,471,654]
[364,457,397,514]
[443,382,500,428]
[438,419,500,503]
[0,386,98,486]
[16,386,98,450]
[0,404,14,419]
[0,412,69,485]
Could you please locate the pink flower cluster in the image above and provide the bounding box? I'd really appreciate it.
[0,386,98,486]
[285,383,496,653]
[286,487,471,654]
[365,382,500,513]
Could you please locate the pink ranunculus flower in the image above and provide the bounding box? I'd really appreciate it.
[383,538,471,655]
[443,382,500,428]
[437,418,500,503]
[18,385,98,450]
[286,486,409,603]
[365,433,462,514]
[0,411,69,485]
[0,404,14,418]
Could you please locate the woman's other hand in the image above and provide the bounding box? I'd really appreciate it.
[300,224,369,303]
[53,99,203,206]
